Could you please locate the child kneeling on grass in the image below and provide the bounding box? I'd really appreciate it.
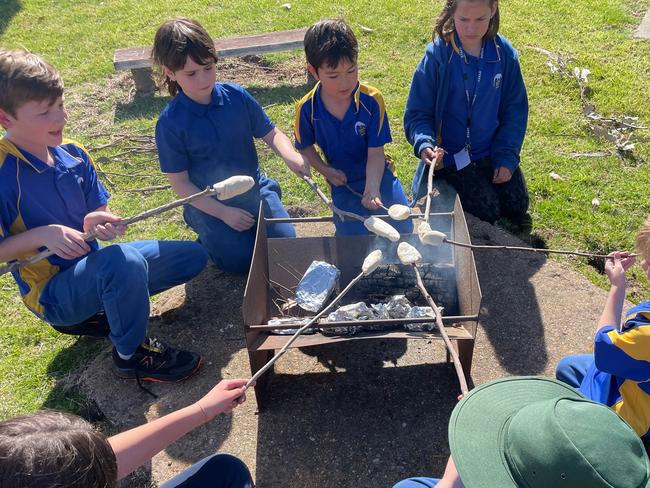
[556,216,650,438]
[0,49,207,383]
[153,18,310,274]
[294,19,413,236]
[0,379,252,488]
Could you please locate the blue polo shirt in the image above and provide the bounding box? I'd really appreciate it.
[441,36,502,166]
[0,138,109,316]
[579,301,650,437]
[156,83,275,215]
[294,82,393,195]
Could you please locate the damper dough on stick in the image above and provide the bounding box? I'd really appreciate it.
[418,222,446,247]
[214,175,255,201]
[387,204,411,221]
[397,242,422,265]
[364,216,401,242]
[362,249,384,275]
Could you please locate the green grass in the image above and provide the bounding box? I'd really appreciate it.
[1,0,649,419]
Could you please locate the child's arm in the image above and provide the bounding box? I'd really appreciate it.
[362,146,385,209]
[166,172,255,232]
[108,379,247,480]
[83,205,127,242]
[261,127,310,177]
[297,145,347,187]
[597,251,636,332]
[0,225,90,262]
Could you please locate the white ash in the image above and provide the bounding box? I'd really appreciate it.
[268,317,317,335]
[295,261,340,312]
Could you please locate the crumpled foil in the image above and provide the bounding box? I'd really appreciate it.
[268,317,316,335]
[386,295,413,319]
[296,261,340,313]
[326,302,374,321]
[404,306,435,332]
[362,303,393,331]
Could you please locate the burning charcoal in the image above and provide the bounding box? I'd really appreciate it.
[320,325,362,336]
[404,306,435,332]
[296,261,340,312]
[268,317,316,335]
[386,295,413,318]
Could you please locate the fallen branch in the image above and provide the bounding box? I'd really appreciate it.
[122,184,172,193]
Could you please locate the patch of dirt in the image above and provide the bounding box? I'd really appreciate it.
[216,54,307,87]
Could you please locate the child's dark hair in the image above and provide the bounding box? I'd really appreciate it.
[0,49,64,117]
[0,410,117,488]
[152,17,218,96]
[434,0,500,42]
[304,19,358,71]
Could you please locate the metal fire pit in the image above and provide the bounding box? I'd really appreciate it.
[243,197,481,409]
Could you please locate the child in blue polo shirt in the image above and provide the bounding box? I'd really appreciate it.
[294,20,413,236]
[405,0,530,227]
[0,49,207,383]
[556,216,650,438]
[153,18,309,273]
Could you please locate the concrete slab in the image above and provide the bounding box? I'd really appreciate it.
[635,9,650,39]
[73,215,624,487]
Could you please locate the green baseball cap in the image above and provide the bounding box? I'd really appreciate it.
[449,376,650,487]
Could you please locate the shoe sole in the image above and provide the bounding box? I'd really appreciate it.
[112,357,203,383]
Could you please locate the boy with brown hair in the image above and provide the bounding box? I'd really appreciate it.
[0,49,208,383]
[556,215,650,437]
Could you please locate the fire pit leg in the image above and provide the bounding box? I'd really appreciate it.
[248,349,275,412]
[456,340,475,386]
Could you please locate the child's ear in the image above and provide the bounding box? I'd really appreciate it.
[163,67,176,81]
[0,108,14,129]
[306,63,320,81]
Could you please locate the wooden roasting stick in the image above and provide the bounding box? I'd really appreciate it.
[245,249,385,389]
[419,149,636,260]
[302,175,366,223]
[0,176,255,276]
[397,242,469,395]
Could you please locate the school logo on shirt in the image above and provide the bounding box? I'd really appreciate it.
[493,73,503,90]
[354,122,367,137]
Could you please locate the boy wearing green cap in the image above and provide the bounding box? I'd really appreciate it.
[393,376,650,488]
[556,216,650,438]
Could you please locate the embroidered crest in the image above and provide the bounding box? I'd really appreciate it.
[354,122,367,137]
[493,73,503,89]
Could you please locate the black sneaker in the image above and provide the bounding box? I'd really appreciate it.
[112,337,202,383]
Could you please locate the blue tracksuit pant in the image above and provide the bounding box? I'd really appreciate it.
[38,240,208,356]
[184,175,295,273]
[160,454,253,488]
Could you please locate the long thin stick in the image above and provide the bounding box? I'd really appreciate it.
[424,152,436,222]
[344,183,390,213]
[442,238,637,260]
[302,175,366,223]
[0,186,218,276]
[245,270,367,389]
[412,265,469,395]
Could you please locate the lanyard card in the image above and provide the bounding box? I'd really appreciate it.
[454,147,471,171]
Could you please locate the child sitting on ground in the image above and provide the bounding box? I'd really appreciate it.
[556,215,650,438]
[404,0,530,228]
[294,19,413,236]
[153,18,309,274]
[0,49,207,383]
[0,378,251,487]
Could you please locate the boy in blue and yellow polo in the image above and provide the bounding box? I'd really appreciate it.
[556,216,650,438]
[0,49,207,383]
[294,20,412,236]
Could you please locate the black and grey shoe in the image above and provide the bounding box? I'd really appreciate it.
[112,337,202,383]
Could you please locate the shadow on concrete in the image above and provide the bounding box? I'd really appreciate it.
[256,347,458,487]
[0,1,21,36]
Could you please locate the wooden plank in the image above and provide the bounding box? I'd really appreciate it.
[114,27,307,71]
[249,327,474,352]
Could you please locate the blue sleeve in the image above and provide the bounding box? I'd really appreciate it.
[404,43,439,158]
[367,91,392,148]
[66,144,110,212]
[156,114,191,174]
[0,190,13,243]
[294,101,315,150]
[491,37,528,173]
[239,86,275,138]
[594,325,650,382]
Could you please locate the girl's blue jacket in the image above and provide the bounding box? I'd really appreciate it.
[404,34,528,173]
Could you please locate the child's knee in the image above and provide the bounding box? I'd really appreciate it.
[212,244,254,273]
[96,245,148,281]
